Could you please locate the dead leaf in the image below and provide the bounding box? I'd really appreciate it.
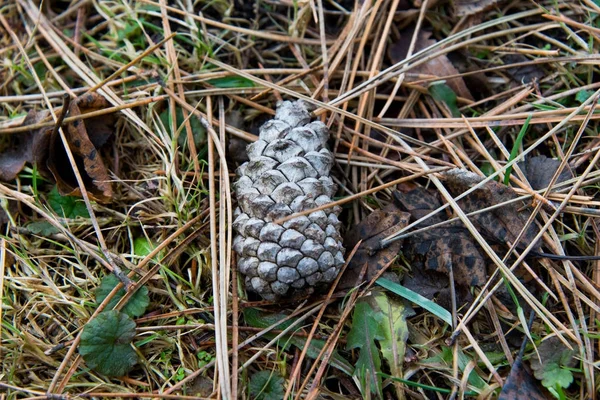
[390,28,474,101]
[504,54,546,84]
[339,203,410,289]
[522,155,572,191]
[499,357,550,400]
[453,0,503,16]
[0,93,115,202]
[47,93,114,202]
[0,109,51,181]
[442,168,540,252]
[393,184,487,297]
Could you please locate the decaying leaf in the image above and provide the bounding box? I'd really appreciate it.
[0,93,115,203]
[393,184,487,306]
[453,0,503,16]
[504,54,546,84]
[340,203,410,289]
[0,109,51,181]
[390,28,474,101]
[499,357,550,400]
[522,155,572,191]
[442,168,540,252]
[47,93,114,202]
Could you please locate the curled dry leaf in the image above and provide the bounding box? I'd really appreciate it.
[339,203,410,290]
[390,28,474,101]
[0,92,114,203]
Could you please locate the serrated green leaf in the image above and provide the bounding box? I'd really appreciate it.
[96,274,149,317]
[47,186,89,219]
[370,291,413,396]
[428,82,460,117]
[347,300,384,396]
[79,310,138,377]
[249,370,285,400]
[541,364,573,389]
[530,337,577,391]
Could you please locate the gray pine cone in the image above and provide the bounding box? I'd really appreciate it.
[233,101,345,300]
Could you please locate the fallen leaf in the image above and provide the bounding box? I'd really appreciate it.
[47,93,114,202]
[393,184,486,306]
[453,0,503,16]
[529,337,577,391]
[0,109,51,181]
[442,168,540,252]
[504,54,546,84]
[522,155,572,190]
[499,357,550,400]
[390,28,474,101]
[340,203,410,289]
[0,93,115,203]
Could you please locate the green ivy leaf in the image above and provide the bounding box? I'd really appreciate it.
[47,186,89,219]
[249,370,285,400]
[96,274,149,318]
[79,310,138,377]
[347,298,385,396]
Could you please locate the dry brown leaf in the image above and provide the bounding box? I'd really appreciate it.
[393,184,488,289]
[0,93,114,202]
[339,204,410,289]
[47,93,114,202]
[442,169,540,252]
[0,109,51,181]
[522,155,572,191]
[390,28,474,101]
[453,0,503,16]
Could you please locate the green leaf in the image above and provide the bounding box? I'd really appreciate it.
[206,76,255,88]
[347,299,385,396]
[376,278,452,326]
[428,82,460,117]
[133,237,156,257]
[249,370,285,400]
[575,89,592,104]
[79,310,138,377]
[530,337,577,391]
[540,364,573,389]
[96,274,149,317]
[370,292,413,383]
[26,221,60,236]
[159,107,207,149]
[47,186,89,219]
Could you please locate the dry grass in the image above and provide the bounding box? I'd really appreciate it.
[0,0,599,399]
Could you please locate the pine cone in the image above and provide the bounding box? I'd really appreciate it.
[233,101,345,300]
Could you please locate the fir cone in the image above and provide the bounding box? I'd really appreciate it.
[233,101,345,300]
